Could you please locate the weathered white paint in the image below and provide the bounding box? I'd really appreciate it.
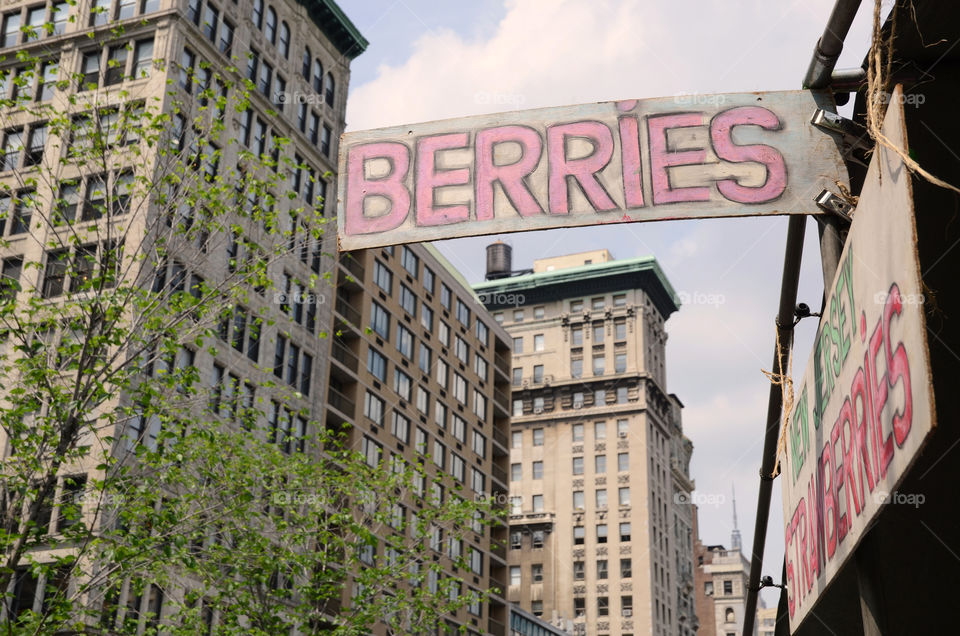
[337,90,847,250]
[780,86,935,632]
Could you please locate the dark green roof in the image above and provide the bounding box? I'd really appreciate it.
[473,256,679,317]
[299,0,368,60]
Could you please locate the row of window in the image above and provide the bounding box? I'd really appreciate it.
[511,453,629,481]
[572,522,632,544]
[509,488,631,513]
[1,1,70,49]
[493,293,628,324]
[512,386,631,416]
[572,594,634,618]
[509,419,630,448]
[1,103,147,176]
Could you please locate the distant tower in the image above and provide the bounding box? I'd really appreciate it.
[731,484,742,552]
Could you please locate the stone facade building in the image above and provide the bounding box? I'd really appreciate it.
[474,249,696,636]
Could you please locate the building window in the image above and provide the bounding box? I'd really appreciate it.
[595,455,606,473]
[614,293,626,306]
[572,491,584,509]
[617,386,628,403]
[401,245,419,277]
[510,463,521,481]
[512,431,522,448]
[597,596,609,617]
[451,414,466,443]
[570,299,583,312]
[278,20,290,57]
[620,522,631,542]
[532,529,544,548]
[393,368,412,401]
[595,389,606,406]
[366,347,386,382]
[373,259,392,293]
[512,336,522,353]
[533,334,544,351]
[571,325,583,345]
[396,325,413,359]
[370,301,389,339]
[597,524,607,544]
[618,452,629,472]
[596,489,607,508]
[472,429,486,458]
[431,322,450,350]
[622,595,633,617]
[723,580,733,595]
[399,284,417,316]
[324,71,335,106]
[593,354,605,376]
[571,356,583,379]
[532,461,543,479]
[361,436,381,467]
[574,597,586,617]
[573,560,585,581]
[725,608,736,623]
[422,266,435,294]
[509,496,522,515]
[615,319,627,340]
[594,421,606,439]
[572,457,584,475]
[597,559,608,579]
[509,566,521,586]
[572,423,584,441]
[512,399,523,417]
[533,365,544,383]
[320,123,331,156]
[363,391,384,426]
[440,283,451,309]
[421,304,433,331]
[450,453,465,482]
[620,558,632,578]
[455,298,470,326]
[533,396,544,412]
[532,428,544,446]
[573,526,585,545]
[617,418,629,436]
[531,600,543,617]
[532,494,543,512]
[510,531,522,550]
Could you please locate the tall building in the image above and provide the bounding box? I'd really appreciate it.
[474,248,696,636]
[0,0,371,628]
[329,243,514,635]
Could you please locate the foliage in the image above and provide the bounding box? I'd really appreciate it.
[0,8,499,635]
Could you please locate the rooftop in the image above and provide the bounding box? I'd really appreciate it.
[299,0,368,60]
[474,254,679,317]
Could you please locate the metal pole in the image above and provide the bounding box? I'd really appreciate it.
[742,214,806,636]
[803,0,863,89]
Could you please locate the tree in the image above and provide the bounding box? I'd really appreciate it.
[0,7,501,634]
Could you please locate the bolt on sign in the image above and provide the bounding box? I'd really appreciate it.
[780,87,935,632]
[336,90,848,250]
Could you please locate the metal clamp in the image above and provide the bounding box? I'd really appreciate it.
[811,108,872,168]
[815,189,854,222]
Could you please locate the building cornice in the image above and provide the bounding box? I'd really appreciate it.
[473,256,680,318]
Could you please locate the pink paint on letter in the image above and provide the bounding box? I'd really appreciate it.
[475,126,543,219]
[415,133,471,226]
[547,121,616,215]
[345,142,411,236]
[710,106,787,203]
[648,113,711,205]
[618,116,644,208]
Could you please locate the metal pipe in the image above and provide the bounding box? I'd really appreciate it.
[742,214,807,636]
[803,0,864,89]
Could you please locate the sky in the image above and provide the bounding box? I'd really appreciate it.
[336,0,880,609]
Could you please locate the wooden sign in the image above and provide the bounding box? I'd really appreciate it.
[336,90,847,250]
[780,86,935,631]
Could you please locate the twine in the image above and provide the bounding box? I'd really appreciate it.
[762,326,794,480]
[865,0,960,196]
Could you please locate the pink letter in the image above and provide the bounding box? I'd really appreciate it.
[415,133,471,227]
[344,142,411,236]
[475,126,543,219]
[547,121,616,215]
[710,106,787,203]
[618,116,645,208]
[648,113,711,205]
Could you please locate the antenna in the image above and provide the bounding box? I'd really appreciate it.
[731,484,742,552]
